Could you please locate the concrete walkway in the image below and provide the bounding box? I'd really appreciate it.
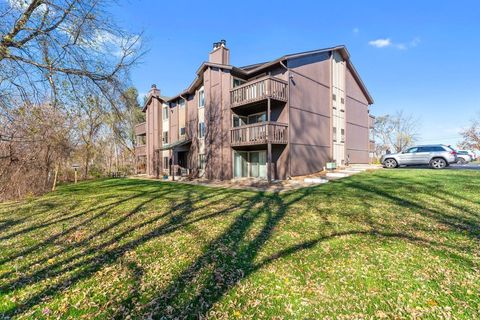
[131,164,381,192]
[300,164,382,184]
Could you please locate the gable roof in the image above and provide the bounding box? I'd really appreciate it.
[238,45,374,104]
[141,94,170,112]
[150,45,373,107]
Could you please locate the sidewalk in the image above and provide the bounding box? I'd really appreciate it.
[130,164,382,192]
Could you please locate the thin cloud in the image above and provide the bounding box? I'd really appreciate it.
[369,37,421,50]
[353,27,360,34]
[368,38,391,48]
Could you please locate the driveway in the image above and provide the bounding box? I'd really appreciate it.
[448,163,480,170]
[397,163,480,170]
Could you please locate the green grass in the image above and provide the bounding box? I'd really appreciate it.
[1,169,480,319]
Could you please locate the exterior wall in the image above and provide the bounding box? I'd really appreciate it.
[203,66,233,180]
[145,91,162,176]
[140,47,372,180]
[287,52,332,176]
[345,68,370,163]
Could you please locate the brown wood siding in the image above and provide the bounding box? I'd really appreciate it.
[287,53,331,176]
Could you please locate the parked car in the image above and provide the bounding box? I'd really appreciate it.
[458,149,477,161]
[456,150,472,164]
[381,144,457,169]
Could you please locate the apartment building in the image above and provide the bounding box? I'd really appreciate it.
[135,41,375,181]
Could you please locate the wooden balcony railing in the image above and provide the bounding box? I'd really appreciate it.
[135,145,146,156]
[135,122,146,136]
[230,122,288,146]
[230,76,288,108]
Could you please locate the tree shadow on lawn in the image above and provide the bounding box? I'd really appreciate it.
[0,181,261,318]
[2,173,479,319]
[343,174,480,240]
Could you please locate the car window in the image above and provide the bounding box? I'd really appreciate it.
[406,147,418,153]
[418,147,431,152]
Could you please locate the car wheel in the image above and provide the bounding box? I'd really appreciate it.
[457,158,466,165]
[430,158,447,169]
[383,158,398,168]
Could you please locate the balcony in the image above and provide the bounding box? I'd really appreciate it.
[230,76,288,108]
[135,145,146,156]
[135,122,146,136]
[230,122,288,147]
[369,140,375,151]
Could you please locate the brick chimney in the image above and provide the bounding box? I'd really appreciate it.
[208,39,230,65]
[148,84,160,97]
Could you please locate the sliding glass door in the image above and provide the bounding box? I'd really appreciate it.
[234,151,248,178]
[234,151,267,179]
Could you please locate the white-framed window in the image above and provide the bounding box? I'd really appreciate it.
[179,98,185,108]
[162,105,169,120]
[198,87,205,108]
[180,127,186,137]
[198,122,206,138]
[162,131,168,144]
[333,127,337,142]
[198,154,206,170]
[332,94,336,101]
[340,129,345,143]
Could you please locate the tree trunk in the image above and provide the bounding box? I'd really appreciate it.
[52,164,59,191]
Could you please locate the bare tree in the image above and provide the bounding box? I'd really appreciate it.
[0,0,142,110]
[458,114,480,152]
[0,0,143,198]
[76,95,105,178]
[111,87,144,155]
[0,103,73,200]
[374,111,420,154]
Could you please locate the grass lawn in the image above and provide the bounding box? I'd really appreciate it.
[1,169,480,319]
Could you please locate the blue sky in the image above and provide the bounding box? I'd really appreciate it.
[112,0,480,147]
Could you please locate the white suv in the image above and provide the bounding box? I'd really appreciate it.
[381,145,458,169]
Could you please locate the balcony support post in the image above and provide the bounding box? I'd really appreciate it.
[267,97,272,182]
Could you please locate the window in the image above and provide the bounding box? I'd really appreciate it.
[198,154,206,170]
[162,105,169,120]
[233,115,247,127]
[180,127,186,137]
[341,97,345,104]
[232,78,246,88]
[163,157,169,170]
[405,147,418,153]
[333,127,337,142]
[162,131,168,144]
[332,94,336,101]
[198,122,206,138]
[136,135,146,145]
[247,112,266,124]
[198,87,205,108]
[178,99,185,108]
[340,129,345,143]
